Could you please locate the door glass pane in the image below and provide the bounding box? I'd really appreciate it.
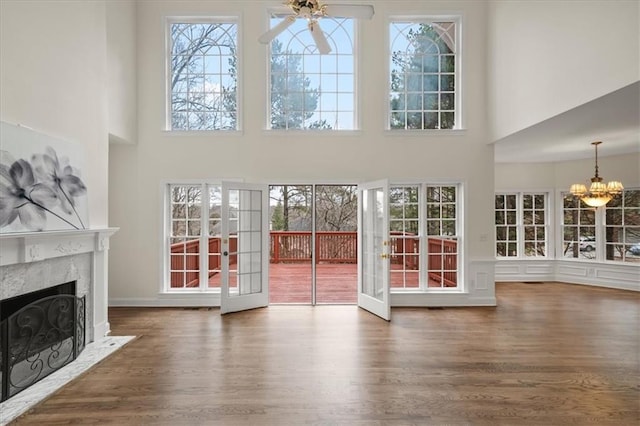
[228,189,263,297]
[362,188,385,301]
[208,186,222,289]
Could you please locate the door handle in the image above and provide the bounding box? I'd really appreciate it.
[223,251,228,256]
[380,253,389,259]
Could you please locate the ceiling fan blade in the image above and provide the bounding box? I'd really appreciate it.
[309,22,331,54]
[258,15,297,44]
[323,4,374,19]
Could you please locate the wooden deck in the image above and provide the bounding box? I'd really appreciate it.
[208,263,443,304]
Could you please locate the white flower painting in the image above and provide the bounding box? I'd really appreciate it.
[0,122,89,233]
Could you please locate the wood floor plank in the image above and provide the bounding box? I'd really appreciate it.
[10,282,639,425]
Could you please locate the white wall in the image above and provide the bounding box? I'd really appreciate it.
[496,153,640,191]
[108,0,496,305]
[107,0,137,145]
[553,153,640,191]
[495,153,640,192]
[488,0,640,142]
[0,0,109,228]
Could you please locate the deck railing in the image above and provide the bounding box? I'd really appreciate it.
[270,231,357,264]
[170,232,457,287]
[169,237,237,288]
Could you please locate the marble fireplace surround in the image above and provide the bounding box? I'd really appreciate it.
[0,228,118,346]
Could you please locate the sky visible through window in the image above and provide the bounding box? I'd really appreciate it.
[270,15,355,129]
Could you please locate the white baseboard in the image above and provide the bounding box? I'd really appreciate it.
[109,295,220,307]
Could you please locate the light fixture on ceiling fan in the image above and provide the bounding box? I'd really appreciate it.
[258,0,375,54]
[569,141,624,207]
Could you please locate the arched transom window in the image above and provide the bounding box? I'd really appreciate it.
[267,15,355,130]
[389,19,459,130]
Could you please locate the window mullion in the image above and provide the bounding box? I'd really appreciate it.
[200,183,210,290]
[419,184,428,290]
[595,207,605,262]
[518,193,524,259]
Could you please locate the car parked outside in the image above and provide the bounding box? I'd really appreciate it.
[627,243,640,256]
[579,236,596,252]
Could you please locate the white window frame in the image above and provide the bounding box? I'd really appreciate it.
[495,191,551,259]
[387,15,463,132]
[264,11,359,131]
[162,181,229,294]
[165,16,242,132]
[559,188,640,263]
[389,181,463,292]
[558,191,599,261]
[604,188,640,262]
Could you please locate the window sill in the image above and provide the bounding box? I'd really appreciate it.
[495,257,551,261]
[262,129,363,137]
[159,289,221,295]
[557,258,640,266]
[391,288,464,294]
[384,128,467,137]
[161,129,244,137]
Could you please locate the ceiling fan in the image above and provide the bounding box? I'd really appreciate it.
[258,0,375,54]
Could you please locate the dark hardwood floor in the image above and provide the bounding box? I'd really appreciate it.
[10,282,639,425]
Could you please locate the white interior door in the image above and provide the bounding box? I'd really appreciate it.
[221,182,269,314]
[357,179,391,321]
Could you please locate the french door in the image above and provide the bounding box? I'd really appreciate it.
[357,179,391,321]
[220,182,270,314]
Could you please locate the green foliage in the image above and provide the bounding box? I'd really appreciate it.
[171,25,333,131]
[271,201,286,231]
[269,41,331,130]
[390,23,455,130]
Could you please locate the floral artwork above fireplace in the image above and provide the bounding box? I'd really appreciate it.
[0,121,89,233]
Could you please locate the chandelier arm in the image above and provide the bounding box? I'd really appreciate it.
[594,142,599,179]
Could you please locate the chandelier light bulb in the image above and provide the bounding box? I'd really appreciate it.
[569,141,623,208]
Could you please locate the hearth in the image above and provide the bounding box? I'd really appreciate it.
[0,281,85,402]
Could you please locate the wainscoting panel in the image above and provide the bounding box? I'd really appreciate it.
[555,260,639,292]
[392,258,496,307]
[495,260,555,282]
[497,259,638,292]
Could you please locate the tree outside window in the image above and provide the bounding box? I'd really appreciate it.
[170,21,238,131]
[390,20,457,130]
[605,189,640,262]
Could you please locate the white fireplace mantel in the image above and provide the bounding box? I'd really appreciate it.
[0,227,118,340]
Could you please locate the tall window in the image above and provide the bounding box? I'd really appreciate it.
[388,184,460,290]
[389,19,459,130]
[495,194,518,257]
[605,189,640,262]
[166,184,222,291]
[168,19,238,131]
[267,15,355,129]
[561,194,597,259]
[426,185,459,288]
[389,186,420,288]
[495,193,548,258]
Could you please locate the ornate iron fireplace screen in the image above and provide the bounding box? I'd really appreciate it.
[0,282,85,402]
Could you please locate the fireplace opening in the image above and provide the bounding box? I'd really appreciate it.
[0,281,86,402]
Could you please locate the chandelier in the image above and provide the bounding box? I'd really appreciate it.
[569,141,623,207]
